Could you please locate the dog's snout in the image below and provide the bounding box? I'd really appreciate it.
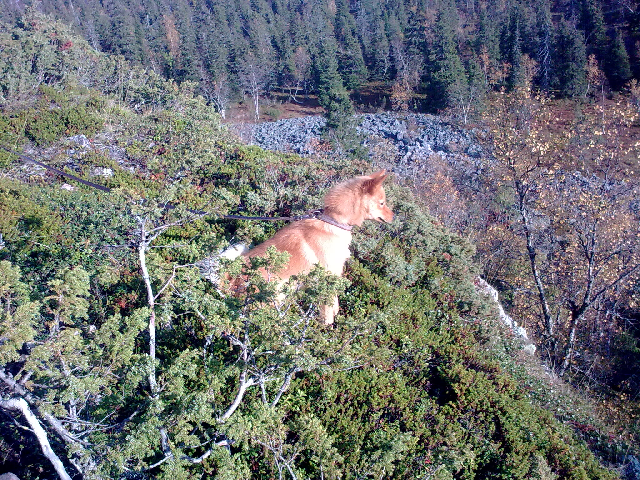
[380,207,394,223]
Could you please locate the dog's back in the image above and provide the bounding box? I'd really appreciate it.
[243,216,353,279]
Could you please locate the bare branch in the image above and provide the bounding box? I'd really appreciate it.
[271,366,301,408]
[0,369,31,398]
[147,454,172,470]
[255,439,299,480]
[155,265,178,300]
[138,238,158,396]
[182,449,212,464]
[0,398,72,480]
[218,370,256,422]
[1,368,91,448]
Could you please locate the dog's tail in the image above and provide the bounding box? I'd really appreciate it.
[198,243,249,285]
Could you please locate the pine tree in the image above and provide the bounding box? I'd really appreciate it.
[427,0,465,110]
[605,29,632,91]
[552,19,587,97]
[314,37,353,130]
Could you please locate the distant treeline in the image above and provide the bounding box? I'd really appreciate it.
[1,0,639,112]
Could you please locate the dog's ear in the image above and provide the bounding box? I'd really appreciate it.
[370,170,387,181]
[363,170,388,193]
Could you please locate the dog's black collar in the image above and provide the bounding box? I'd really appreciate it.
[316,212,353,231]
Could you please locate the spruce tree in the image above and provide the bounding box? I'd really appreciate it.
[504,8,525,91]
[578,0,607,63]
[371,18,391,80]
[476,4,500,67]
[533,0,553,91]
[605,29,632,90]
[553,19,587,97]
[314,37,354,131]
[99,0,143,65]
[333,0,368,90]
[428,0,465,110]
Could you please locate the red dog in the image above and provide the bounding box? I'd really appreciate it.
[239,170,393,324]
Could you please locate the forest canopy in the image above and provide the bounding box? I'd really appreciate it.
[1,0,638,115]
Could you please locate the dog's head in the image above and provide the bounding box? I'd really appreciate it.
[362,170,394,224]
[324,170,394,227]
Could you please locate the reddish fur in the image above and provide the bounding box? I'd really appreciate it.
[240,170,393,324]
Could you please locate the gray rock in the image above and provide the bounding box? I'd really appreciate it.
[91,167,114,177]
[250,116,326,155]
[198,243,249,286]
[244,112,489,232]
[466,143,484,158]
[625,456,640,480]
[0,473,21,480]
[68,134,91,149]
[475,277,536,353]
[245,113,483,169]
[99,145,127,163]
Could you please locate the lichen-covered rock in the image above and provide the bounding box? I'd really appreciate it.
[625,456,640,480]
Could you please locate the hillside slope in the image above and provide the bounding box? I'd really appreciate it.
[0,15,629,480]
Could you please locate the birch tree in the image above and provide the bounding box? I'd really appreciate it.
[481,87,640,377]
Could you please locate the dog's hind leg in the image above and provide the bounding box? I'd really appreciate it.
[321,296,339,325]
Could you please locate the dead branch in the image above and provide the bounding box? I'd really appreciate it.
[0,397,72,480]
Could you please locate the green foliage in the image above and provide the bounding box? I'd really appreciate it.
[0,9,190,114]
[290,261,614,479]
[0,261,37,365]
[0,0,638,125]
[0,47,621,479]
[427,0,467,109]
[314,38,355,131]
[7,92,104,146]
[605,29,633,91]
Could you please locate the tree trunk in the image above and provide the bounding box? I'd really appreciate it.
[559,308,582,376]
[253,89,260,122]
[518,188,554,337]
[138,226,158,396]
